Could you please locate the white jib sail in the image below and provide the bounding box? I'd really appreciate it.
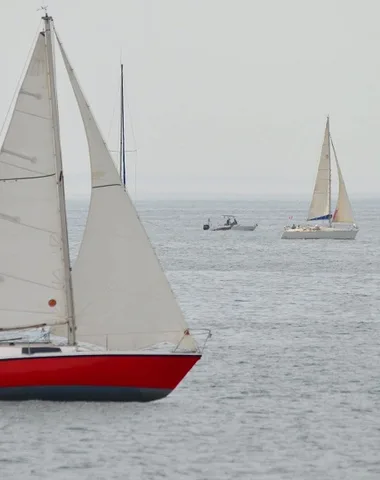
[307,119,331,221]
[54,30,198,351]
[332,143,355,224]
[0,32,68,330]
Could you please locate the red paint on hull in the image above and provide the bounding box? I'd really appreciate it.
[0,353,201,390]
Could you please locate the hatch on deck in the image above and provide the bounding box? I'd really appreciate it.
[21,346,62,355]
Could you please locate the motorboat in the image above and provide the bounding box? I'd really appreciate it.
[203,215,258,232]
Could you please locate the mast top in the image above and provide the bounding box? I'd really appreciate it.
[38,5,52,21]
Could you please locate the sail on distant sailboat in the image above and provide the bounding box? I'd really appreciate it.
[282,117,359,240]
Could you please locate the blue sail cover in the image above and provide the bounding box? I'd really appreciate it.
[307,213,332,221]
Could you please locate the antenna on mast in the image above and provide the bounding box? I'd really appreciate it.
[37,5,49,20]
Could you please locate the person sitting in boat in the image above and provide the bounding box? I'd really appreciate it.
[225,217,230,226]
[231,218,237,226]
[291,223,296,229]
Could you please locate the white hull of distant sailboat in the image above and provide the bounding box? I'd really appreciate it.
[281,226,358,240]
[282,117,358,240]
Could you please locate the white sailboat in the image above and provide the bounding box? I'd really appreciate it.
[0,12,210,402]
[282,117,359,240]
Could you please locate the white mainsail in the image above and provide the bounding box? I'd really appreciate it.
[307,118,331,222]
[54,30,197,351]
[331,142,355,224]
[0,32,68,330]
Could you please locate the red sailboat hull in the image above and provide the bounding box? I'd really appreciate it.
[0,352,201,402]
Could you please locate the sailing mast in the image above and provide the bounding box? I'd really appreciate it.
[43,12,76,345]
[327,115,332,226]
[119,64,126,187]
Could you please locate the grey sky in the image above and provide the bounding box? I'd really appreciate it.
[0,0,379,199]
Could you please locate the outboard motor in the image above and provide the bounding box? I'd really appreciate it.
[203,224,210,230]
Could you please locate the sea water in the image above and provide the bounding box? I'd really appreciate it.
[0,197,379,480]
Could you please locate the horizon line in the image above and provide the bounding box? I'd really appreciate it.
[66,192,380,201]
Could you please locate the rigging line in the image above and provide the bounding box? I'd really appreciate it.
[119,64,139,202]
[0,218,59,234]
[330,135,339,164]
[0,321,66,332]
[0,324,48,332]
[92,183,120,190]
[106,80,120,146]
[106,47,124,149]
[0,308,64,317]
[109,149,137,153]
[120,62,126,185]
[78,329,191,336]
[0,172,55,182]
[0,272,62,289]
[0,159,52,176]
[121,65,138,152]
[134,151,138,203]
[330,134,342,187]
[119,48,127,187]
[0,21,43,140]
